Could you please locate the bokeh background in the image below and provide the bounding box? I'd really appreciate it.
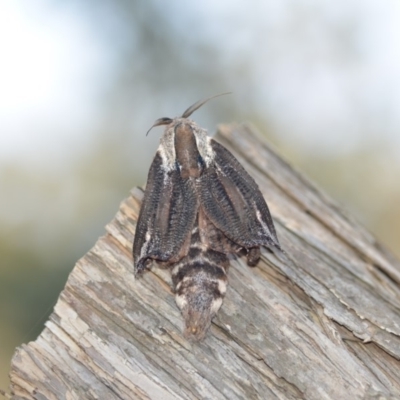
[1,0,400,390]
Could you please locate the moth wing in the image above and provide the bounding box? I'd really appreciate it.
[198,207,243,254]
[133,152,198,275]
[198,139,280,249]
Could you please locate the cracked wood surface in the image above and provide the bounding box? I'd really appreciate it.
[8,123,400,400]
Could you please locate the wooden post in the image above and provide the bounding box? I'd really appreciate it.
[7,123,400,400]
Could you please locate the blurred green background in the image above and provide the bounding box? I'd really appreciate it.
[1,0,400,391]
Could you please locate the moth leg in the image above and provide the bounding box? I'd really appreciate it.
[236,248,247,257]
[246,247,260,267]
[135,258,152,276]
[157,260,173,269]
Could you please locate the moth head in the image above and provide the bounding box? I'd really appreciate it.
[146,92,231,136]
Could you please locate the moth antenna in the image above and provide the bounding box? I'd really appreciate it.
[146,117,173,136]
[181,92,232,119]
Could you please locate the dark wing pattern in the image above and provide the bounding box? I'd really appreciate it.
[133,152,198,275]
[198,206,243,254]
[198,140,280,250]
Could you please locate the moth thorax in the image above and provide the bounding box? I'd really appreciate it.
[174,122,203,179]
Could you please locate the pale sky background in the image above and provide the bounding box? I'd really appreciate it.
[1,0,400,166]
[0,1,117,163]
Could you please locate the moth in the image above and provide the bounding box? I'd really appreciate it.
[133,94,280,341]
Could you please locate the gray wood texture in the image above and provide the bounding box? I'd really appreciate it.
[7,123,400,400]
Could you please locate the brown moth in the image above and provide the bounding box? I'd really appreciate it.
[133,94,280,341]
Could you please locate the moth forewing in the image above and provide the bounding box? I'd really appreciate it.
[133,94,280,340]
[198,139,280,249]
[133,148,198,275]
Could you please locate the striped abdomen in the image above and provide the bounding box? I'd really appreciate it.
[172,224,229,341]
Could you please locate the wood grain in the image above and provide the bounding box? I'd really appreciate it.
[7,123,400,400]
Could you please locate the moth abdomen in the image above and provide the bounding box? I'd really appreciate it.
[172,226,229,341]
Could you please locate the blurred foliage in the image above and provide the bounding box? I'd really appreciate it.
[271,135,400,254]
[1,0,400,392]
[0,240,71,389]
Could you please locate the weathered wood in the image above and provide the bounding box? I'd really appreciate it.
[7,123,400,400]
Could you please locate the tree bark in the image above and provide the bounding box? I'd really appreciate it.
[7,123,400,400]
